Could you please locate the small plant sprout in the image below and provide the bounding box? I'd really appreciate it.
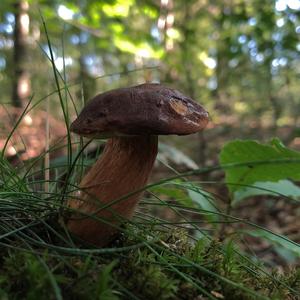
[67,83,209,246]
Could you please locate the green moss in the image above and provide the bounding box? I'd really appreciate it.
[0,227,299,300]
[1,252,58,300]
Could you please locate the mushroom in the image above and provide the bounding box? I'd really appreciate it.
[67,83,209,246]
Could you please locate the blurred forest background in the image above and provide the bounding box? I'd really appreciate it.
[0,0,300,290]
[0,0,299,161]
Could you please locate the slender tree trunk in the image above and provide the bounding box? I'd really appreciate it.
[78,54,92,103]
[266,73,280,131]
[179,3,207,168]
[77,34,96,104]
[11,0,30,108]
[214,3,230,111]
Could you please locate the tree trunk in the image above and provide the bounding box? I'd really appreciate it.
[11,0,30,108]
[179,4,207,168]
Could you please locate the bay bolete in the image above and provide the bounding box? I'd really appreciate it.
[67,83,209,246]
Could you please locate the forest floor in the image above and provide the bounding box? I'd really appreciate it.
[1,107,300,291]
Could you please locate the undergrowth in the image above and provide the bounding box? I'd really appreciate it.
[0,156,299,300]
[1,107,300,300]
[1,220,300,300]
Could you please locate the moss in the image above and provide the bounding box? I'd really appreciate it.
[115,250,179,299]
[0,227,299,299]
[1,252,57,300]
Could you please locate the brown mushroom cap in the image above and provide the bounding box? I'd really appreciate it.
[70,83,209,138]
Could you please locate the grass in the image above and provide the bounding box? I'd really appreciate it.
[0,20,300,300]
[0,138,300,299]
[0,200,299,300]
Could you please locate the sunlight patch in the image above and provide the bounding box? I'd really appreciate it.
[57,5,74,20]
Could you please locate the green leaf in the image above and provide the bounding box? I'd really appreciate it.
[158,143,199,170]
[151,184,188,202]
[187,186,219,221]
[275,246,298,264]
[233,180,300,205]
[246,229,300,257]
[102,0,134,17]
[219,139,300,194]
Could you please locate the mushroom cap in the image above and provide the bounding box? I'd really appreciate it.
[70,83,209,138]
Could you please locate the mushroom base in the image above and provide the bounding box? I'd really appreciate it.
[66,135,158,246]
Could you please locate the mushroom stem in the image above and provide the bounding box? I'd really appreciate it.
[67,135,158,246]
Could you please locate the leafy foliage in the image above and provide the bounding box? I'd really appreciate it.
[233,180,300,204]
[220,139,300,194]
